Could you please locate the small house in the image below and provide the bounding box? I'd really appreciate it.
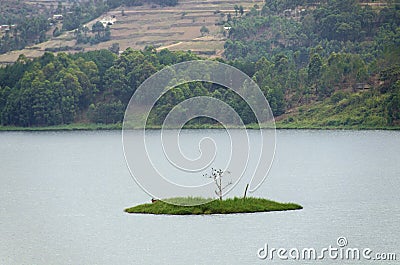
[1,25,10,31]
[53,14,63,20]
[100,16,117,26]
[283,9,292,17]
[354,83,371,90]
[0,25,16,32]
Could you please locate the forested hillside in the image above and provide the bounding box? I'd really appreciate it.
[0,0,52,53]
[0,0,399,129]
[224,0,400,127]
[0,49,195,126]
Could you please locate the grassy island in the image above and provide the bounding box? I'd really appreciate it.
[124,197,302,215]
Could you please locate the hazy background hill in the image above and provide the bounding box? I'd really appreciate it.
[0,0,263,63]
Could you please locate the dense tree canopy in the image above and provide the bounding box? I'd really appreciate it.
[223,0,400,122]
[0,0,399,128]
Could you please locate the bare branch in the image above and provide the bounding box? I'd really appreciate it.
[203,168,232,201]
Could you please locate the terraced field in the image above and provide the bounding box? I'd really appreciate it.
[0,0,263,64]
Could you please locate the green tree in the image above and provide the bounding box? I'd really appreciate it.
[308,53,322,84]
[92,21,105,38]
[109,43,120,54]
[200,25,210,36]
[239,5,244,16]
[234,5,239,16]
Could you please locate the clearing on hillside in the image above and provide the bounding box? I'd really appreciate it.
[0,0,263,64]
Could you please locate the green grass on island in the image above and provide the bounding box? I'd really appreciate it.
[124,197,302,215]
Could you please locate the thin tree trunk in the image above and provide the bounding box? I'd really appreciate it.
[243,184,249,199]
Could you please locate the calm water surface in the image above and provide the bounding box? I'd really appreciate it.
[0,130,399,264]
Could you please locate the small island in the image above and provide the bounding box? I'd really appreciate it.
[124,197,302,215]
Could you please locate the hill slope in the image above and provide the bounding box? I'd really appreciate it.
[0,0,263,64]
[223,0,400,128]
[0,0,399,129]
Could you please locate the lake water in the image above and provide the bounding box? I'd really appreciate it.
[0,130,399,264]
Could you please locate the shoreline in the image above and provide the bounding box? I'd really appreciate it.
[1,123,400,131]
